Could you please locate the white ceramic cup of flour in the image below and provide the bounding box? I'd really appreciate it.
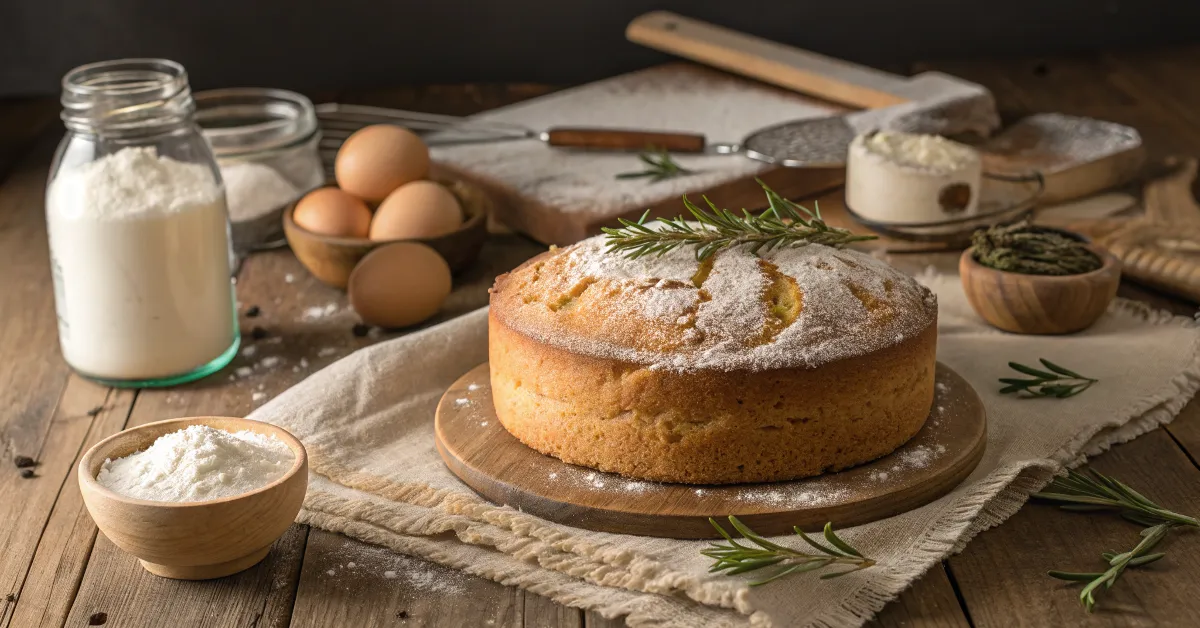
[845,130,983,225]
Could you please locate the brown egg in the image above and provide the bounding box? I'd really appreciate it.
[369,180,463,241]
[292,187,372,238]
[348,242,451,328]
[335,125,431,202]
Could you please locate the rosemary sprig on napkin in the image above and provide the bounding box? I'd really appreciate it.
[603,180,876,261]
[616,149,698,182]
[703,516,874,585]
[999,359,1098,398]
[1036,470,1198,612]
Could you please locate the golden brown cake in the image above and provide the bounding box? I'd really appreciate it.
[487,236,938,484]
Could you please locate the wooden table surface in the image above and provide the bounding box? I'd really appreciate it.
[4,48,1200,628]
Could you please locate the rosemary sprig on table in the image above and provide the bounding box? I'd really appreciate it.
[1034,469,1199,528]
[972,221,1102,276]
[616,149,699,182]
[999,359,1098,398]
[602,180,877,261]
[1036,470,1198,612]
[1048,524,1170,613]
[702,516,874,586]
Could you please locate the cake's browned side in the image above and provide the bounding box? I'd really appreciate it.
[488,310,937,485]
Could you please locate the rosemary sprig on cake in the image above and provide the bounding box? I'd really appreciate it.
[616,149,699,182]
[603,180,877,260]
[999,359,1098,398]
[972,221,1102,276]
[1035,470,1198,612]
[703,516,874,585]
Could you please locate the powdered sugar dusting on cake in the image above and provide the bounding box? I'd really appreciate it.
[692,250,768,360]
[496,235,936,373]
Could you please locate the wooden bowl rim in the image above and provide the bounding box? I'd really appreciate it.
[960,242,1121,284]
[79,416,308,509]
[282,177,487,247]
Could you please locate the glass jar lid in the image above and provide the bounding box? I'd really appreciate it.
[194,88,319,160]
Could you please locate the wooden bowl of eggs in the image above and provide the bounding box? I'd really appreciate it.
[283,124,490,289]
[283,176,489,289]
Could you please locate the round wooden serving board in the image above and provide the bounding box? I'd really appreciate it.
[435,363,986,539]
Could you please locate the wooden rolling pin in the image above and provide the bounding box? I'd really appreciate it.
[1094,157,1200,303]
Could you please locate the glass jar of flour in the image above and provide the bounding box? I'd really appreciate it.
[46,58,239,387]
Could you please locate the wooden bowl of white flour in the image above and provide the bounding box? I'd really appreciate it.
[78,417,308,580]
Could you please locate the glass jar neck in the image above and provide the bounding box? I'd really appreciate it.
[60,58,196,138]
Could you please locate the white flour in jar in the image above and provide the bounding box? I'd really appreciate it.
[47,146,237,380]
[97,425,294,502]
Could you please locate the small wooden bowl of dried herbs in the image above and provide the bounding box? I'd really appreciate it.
[960,222,1121,334]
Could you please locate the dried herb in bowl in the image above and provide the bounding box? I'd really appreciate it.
[972,221,1102,276]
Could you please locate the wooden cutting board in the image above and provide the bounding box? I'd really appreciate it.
[434,363,986,539]
[432,63,847,245]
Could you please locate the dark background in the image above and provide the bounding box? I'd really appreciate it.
[4,0,1199,97]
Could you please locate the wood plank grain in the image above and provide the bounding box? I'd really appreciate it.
[869,565,971,628]
[1102,46,1200,143]
[0,139,105,622]
[2,380,132,628]
[948,430,1200,626]
[524,591,583,628]
[918,54,1200,161]
[572,550,972,627]
[65,523,307,628]
[583,611,625,628]
[290,530,523,627]
[1162,398,1200,471]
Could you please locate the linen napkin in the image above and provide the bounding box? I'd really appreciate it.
[252,272,1200,627]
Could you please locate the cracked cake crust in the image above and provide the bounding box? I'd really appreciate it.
[487,236,938,484]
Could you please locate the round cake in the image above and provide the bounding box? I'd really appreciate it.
[488,237,938,484]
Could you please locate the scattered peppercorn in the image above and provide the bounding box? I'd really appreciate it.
[396,610,409,619]
[86,405,104,417]
[5,593,16,602]
[251,326,268,340]
[20,469,35,479]
[352,323,371,338]
[13,455,35,468]
[88,611,108,625]
[246,305,261,318]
